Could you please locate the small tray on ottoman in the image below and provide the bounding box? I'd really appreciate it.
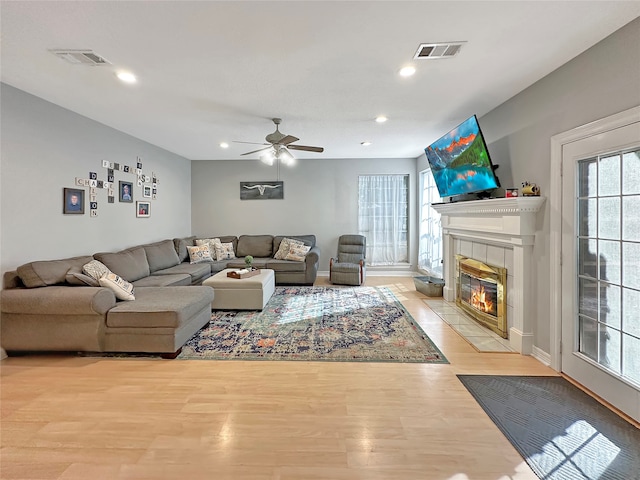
[227,268,260,279]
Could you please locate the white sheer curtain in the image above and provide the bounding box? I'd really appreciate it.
[418,169,443,277]
[358,175,408,265]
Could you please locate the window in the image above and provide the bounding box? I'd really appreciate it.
[418,169,443,277]
[358,175,408,265]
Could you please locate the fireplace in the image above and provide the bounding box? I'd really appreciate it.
[456,255,507,338]
[431,197,545,354]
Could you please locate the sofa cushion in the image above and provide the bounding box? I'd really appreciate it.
[273,235,316,251]
[82,259,111,281]
[153,262,211,285]
[133,274,191,287]
[94,247,150,282]
[265,259,306,272]
[285,243,311,261]
[187,245,213,264]
[173,236,196,262]
[143,240,181,273]
[214,242,236,261]
[273,237,305,260]
[106,286,214,328]
[16,255,94,288]
[237,235,273,257]
[195,238,222,255]
[99,273,136,301]
[66,266,100,287]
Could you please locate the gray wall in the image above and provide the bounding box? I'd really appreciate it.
[0,84,192,276]
[419,18,640,354]
[191,158,417,271]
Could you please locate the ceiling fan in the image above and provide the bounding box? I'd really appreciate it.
[235,118,324,164]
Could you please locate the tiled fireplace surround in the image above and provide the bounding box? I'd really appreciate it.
[432,197,545,354]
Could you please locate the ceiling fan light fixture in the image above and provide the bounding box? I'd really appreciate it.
[278,146,295,166]
[260,148,275,166]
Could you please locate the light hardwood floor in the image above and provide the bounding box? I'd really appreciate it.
[2,276,560,480]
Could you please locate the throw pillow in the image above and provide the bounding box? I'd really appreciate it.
[195,238,222,254]
[82,260,111,281]
[284,243,311,262]
[98,272,135,301]
[187,245,213,264]
[274,237,305,260]
[214,242,236,261]
[66,266,100,287]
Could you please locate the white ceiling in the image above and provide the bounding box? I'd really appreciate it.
[2,1,639,161]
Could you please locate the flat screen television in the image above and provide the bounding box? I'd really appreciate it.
[424,115,499,199]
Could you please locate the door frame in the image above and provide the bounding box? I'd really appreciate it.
[549,105,640,372]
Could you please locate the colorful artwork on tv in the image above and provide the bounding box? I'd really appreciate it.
[425,115,499,198]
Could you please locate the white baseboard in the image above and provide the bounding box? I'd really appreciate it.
[531,345,552,367]
[509,327,534,355]
[318,270,419,277]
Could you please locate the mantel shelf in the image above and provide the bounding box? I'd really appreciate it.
[431,197,546,216]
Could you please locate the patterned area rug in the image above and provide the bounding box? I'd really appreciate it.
[178,286,448,363]
[458,375,640,480]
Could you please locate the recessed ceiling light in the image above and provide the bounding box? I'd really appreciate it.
[220,142,229,149]
[399,66,416,77]
[375,116,388,123]
[116,71,137,84]
[361,141,372,146]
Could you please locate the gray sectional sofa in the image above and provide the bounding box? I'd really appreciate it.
[0,234,319,356]
[174,234,320,286]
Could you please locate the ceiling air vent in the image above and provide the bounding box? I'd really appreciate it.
[50,50,111,66]
[414,42,465,60]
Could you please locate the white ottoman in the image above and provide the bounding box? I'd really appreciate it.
[203,268,275,310]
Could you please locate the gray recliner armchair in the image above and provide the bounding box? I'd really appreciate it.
[329,234,366,286]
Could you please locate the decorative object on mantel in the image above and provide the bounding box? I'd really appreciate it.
[521,181,540,196]
[240,181,284,200]
[505,188,519,198]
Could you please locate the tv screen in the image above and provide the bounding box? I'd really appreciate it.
[424,115,499,198]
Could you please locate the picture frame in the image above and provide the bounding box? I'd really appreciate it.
[119,181,133,203]
[136,201,150,218]
[240,181,284,200]
[143,185,152,198]
[63,187,85,214]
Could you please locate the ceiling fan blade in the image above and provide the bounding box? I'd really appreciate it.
[279,135,300,146]
[241,146,272,156]
[287,145,324,153]
[233,140,269,146]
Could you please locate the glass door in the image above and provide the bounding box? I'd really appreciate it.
[561,121,640,422]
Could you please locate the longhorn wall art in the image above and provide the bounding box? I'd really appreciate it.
[240,181,284,200]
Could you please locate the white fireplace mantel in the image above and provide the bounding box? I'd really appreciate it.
[432,197,545,354]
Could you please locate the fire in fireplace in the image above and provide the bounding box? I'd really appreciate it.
[456,255,507,338]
